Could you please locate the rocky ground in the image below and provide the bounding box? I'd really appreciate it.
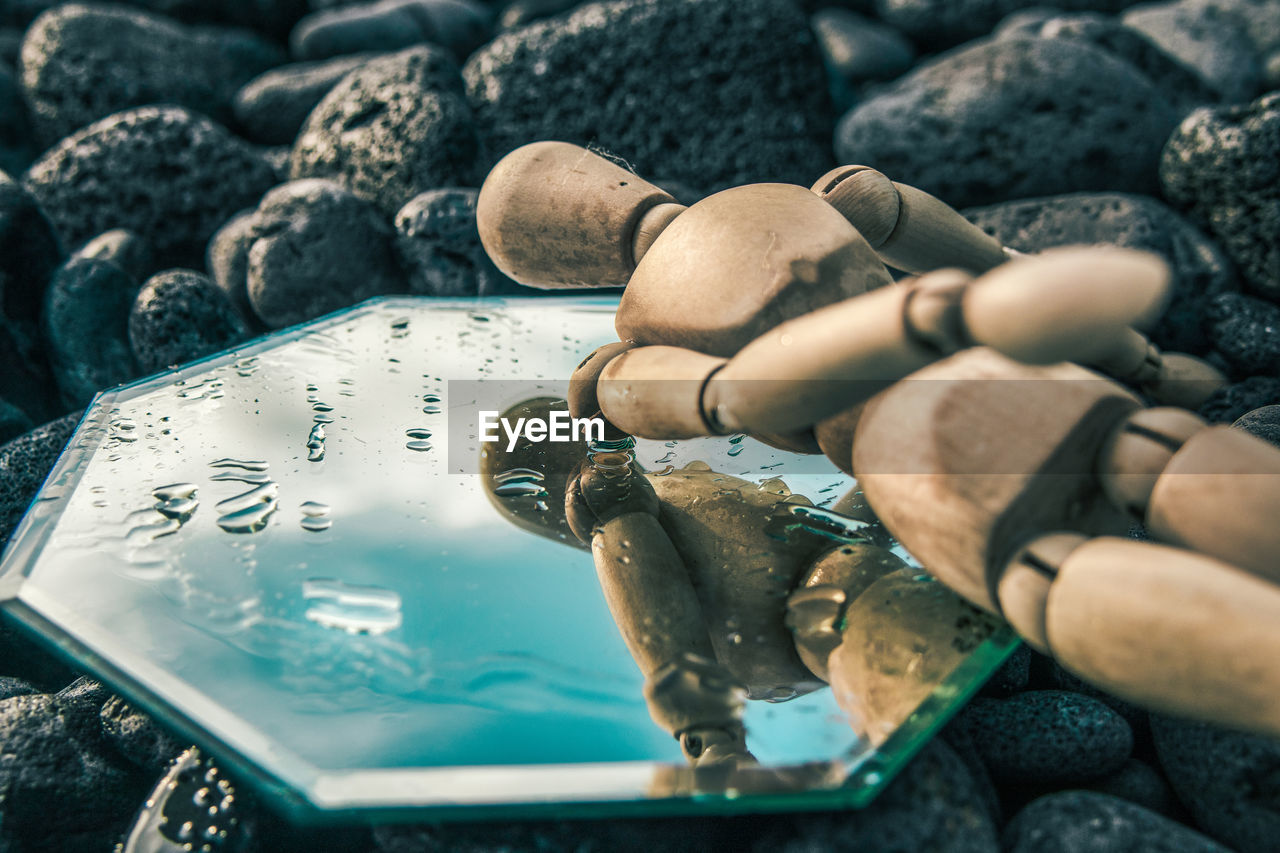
[2,0,1280,850]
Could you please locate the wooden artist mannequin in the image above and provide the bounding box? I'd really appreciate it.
[480,398,1003,766]
[476,142,1280,736]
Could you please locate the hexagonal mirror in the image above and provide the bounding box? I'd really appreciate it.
[0,296,1016,822]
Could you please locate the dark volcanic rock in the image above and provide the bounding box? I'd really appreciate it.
[119,0,309,38]
[1161,93,1280,300]
[24,106,278,269]
[206,208,258,320]
[73,228,153,282]
[464,0,835,197]
[993,9,1218,109]
[0,61,35,175]
[496,0,580,30]
[395,188,521,297]
[812,8,915,110]
[128,269,250,372]
[963,192,1236,353]
[291,45,481,216]
[233,53,380,145]
[835,37,1178,209]
[1123,0,1261,101]
[1199,376,1280,423]
[0,398,32,443]
[99,696,182,771]
[1088,758,1179,816]
[948,690,1133,785]
[874,0,1141,48]
[0,675,37,700]
[246,180,406,327]
[1233,404,1280,447]
[0,411,80,549]
[978,643,1032,697]
[290,0,491,62]
[1204,292,1280,375]
[1151,715,1280,853]
[1004,791,1230,852]
[19,3,284,144]
[43,258,141,407]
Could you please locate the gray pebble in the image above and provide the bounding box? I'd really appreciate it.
[19,4,284,144]
[835,37,1178,209]
[99,695,181,771]
[0,412,80,546]
[812,8,915,109]
[206,208,258,320]
[1123,0,1261,102]
[1204,292,1280,374]
[963,192,1236,353]
[1087,758,1179,816]
[948,690,1133,785]
[291,45,480,217]
[72,228,152,283]
[247,179,407,327]
[978,642,1032,697]
[1161,93,1280,300]
[1004,791,1230,852]
[395,188,521,297]
[874,0,1138,48]
[42,257,141,407]
[291,0,491,62]
[1232,404,1280,447]
[497,0,580,30]
[0,675,38,700]
[129,268,250,372]
[233,52,381,145]
[1199,376,1280,423]
[23,106,278,269]
[1151,714,1280,853]
[464,0,835,198]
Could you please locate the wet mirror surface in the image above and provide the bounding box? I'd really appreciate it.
[0,297,1016,820]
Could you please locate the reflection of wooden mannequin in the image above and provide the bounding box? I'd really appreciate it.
[481,398,1002,766]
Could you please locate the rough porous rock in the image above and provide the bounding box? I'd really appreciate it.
[0,61,35,175]
[1004,791,1230,852]
[0,680,143,845]
[290,0,491,61]
[1232,404,1280,447]
[964,192,1235,353]
[1044,661,1149,734]
[233,52,380,146]
[756,740,1000,852]
[947,690,1133,785]
[246,180,406,327]
[993,9,1218,109]
[1088,758,1179,816]
[1161,93,1280,300]
[19,3,284,144]
[464,0,835,197]
[128,269,250,372]
[874,0,1143,48]
[291,45,481,216]
[1199,376,1280,423]
[0,675,38,700]
[0,398,32,443]
[835,37,1178,209]
[1151,715,1280,853]
[24,106,278,269]
[1204,292,1280,375]
[1123,0,1260,101]
[206,208,258,320]
[978,643,1032,697]
[72,228,153,282]
[99,696,182,771]
[395,187,521,297]
[0,412,78,546]
[42,258,141,408]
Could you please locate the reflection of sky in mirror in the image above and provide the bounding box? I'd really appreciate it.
[6,297,867,800]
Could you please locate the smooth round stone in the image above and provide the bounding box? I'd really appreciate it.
[948,690,1133,785]
[72,228,152,283]
[836,37,1178,209]
[206,208,258,320]
[1151,714,1280,853]
[129,269,250,372]
[1204,292,1280,374]
[1161,94,1280,300]
[1232,404,1280,447]
[497,0,580,30]
[291,46,480,216]
[247,180,407,328]
[1088,758,1179,816]
[1123,0,1261,102]
[395,188,521,297]
[116,0,309,38]
[99,696,181,771]
[812,8,915,83]
[1198,376,1280,423]
[463,0,834,197]
[964,192,1235,353]
[24,106,278,269]
[0,398,32,444]
[42,258,141,407]
[291,0,491,62]
[233,52,380,146]
[19,4,284,144]
[0,411,80,546]
[994,10,1218,109]
[874,0,1138,48]
[1004,791,1231,852]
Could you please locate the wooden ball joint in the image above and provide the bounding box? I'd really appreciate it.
[476,142,1277,736]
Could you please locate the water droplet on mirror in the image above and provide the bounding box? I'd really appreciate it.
[216,500,277,534]
[405,428,432,439]
[302,578,402,635]
[152,483,197,501]
[209,459,269,472]
[300,501,329,517]
[405,440,432,452]
[300,516,332,532]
